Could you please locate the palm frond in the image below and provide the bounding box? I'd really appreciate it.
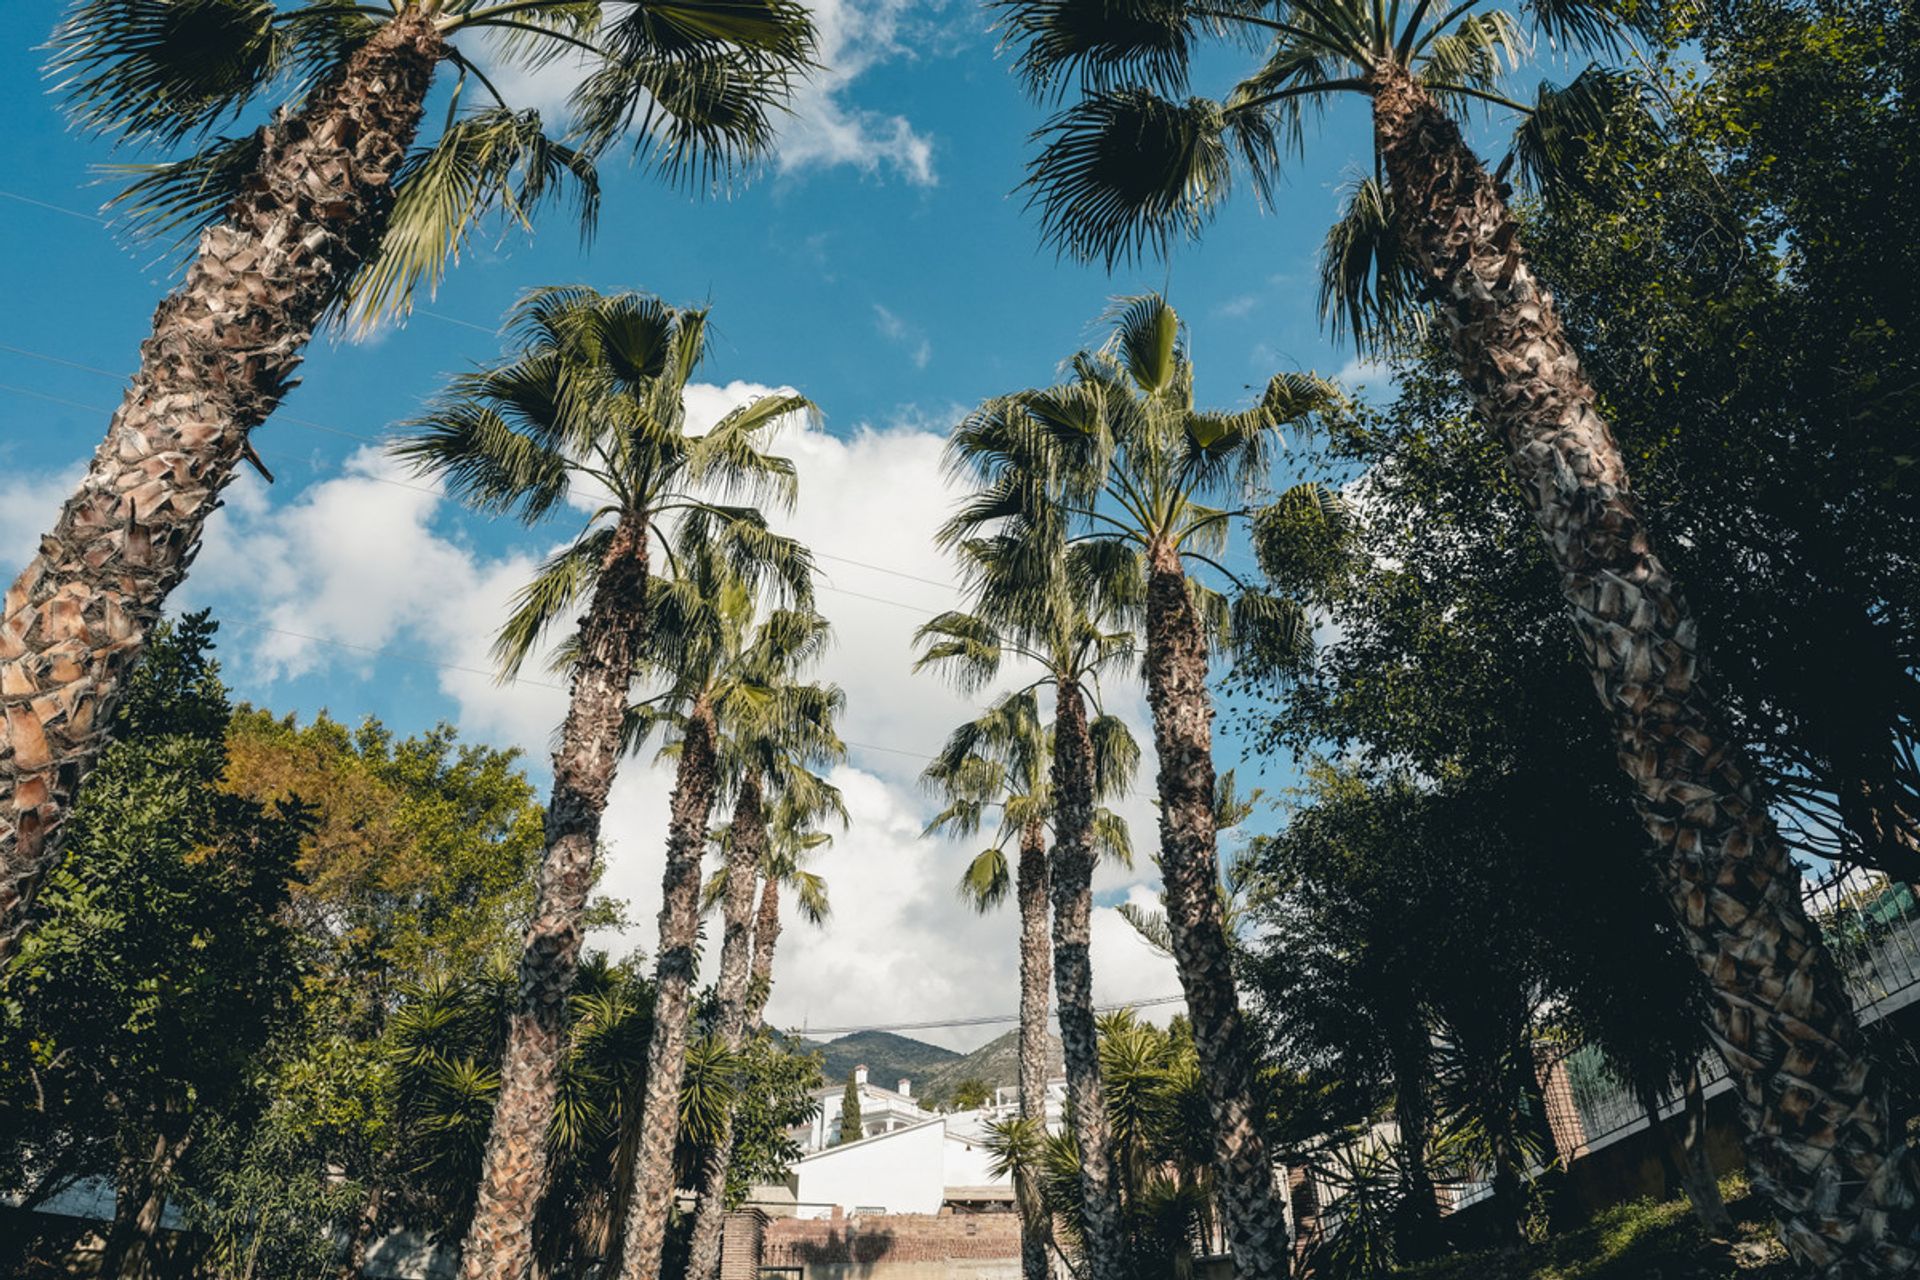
[1024,88,1236,267]
[1318,173,1425,356]
[993,0,1198,99]
[1507,64,1642,196]
[50,0,283,145]
[913,611,1006,693]
[105,130,265,248]
[958,847,1014,910]
[343,108,601,331]
[390,396,574,520]
[493,526,617,677]
[1230,588,1315,674]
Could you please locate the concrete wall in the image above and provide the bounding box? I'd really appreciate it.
[792,1122,949,1217]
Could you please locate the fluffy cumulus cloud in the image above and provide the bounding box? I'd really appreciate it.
[476,0,938,187]
[159,387,1177,1052]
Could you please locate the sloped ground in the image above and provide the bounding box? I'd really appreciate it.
[1397,1179,1791,1280]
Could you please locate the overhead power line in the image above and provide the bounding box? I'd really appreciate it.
[791,994,1186,1037]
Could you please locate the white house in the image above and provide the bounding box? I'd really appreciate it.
[799,1063,937,1150]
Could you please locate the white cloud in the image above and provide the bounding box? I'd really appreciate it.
[1336,355,1392,392]
[0,464,85,578]
[871,304,932,370]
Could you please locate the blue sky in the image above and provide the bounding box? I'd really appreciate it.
[0,0,1410,1047]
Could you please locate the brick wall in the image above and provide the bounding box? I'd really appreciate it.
[762,1212,1024,1268]
[719,1209,769,1280]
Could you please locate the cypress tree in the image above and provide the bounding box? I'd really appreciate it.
[837,1072,864,1145]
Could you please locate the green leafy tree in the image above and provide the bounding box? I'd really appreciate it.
[0,614,303,1278]
[0,0,817,968]
[1000,0,1915,1260]
[394,285,809,1279]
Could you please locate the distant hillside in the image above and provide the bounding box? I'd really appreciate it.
[786,1029,962,1090]
[918,1028,1065,1107]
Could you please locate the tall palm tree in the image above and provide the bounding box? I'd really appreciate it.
[685,762,845,1280]
[392,287,809,1280]
[948,295,1334,1279]
[1000,0,1920,1266]
[922,690,1138,1280]
[745,789,837,1029]
[919,518,1138,1277]
[0,0,815,965]
[616,537,831,1280]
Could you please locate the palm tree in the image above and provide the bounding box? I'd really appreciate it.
[392,287,809,1280]
[922,690,1138,1280]
[685,762,845,1280]
[616,536,832,1280]
[0,0,816,965]
[1000,0,1920,1264]
[745,789,837,1029]
[919,520,1138,1277]
[948,295,1335,1279]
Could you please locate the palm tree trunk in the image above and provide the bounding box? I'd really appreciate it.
[747,876,781,1028]
[1050,680,1128,1278]
[685,776,768,1280]
[461,517,650,1280]
[1389,1020,1441,1258]
[0,12,444,966]
[1371,66,1919,1276]
[1016,818,1055,1280]
[1142,542,1290,1280]
[618,700,721,1280]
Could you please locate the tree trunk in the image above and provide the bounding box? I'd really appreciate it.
[1049,680,1128,1278]
[1679,1065,1733,1233]
[1389,1020,1441,1259]
[685,776,768,1280]
[1142,542,1290,1280]
[1371,67,1920,1277]
[1016,818,1056,1280]
[461,516,651,1280]
[0,12,443,966]
[746,876,781,1029]
[99,1123,189,1280]
[617,700,721,1280]
[338,1181,385,1279]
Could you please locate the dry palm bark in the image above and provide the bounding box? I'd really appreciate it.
[618,701,721,1280]
[1372,66,1920,1275]
[685,777,768,1280]
[0,13,444,965]
[1143,542,1290,1280]
[1015,818,1056,1280]
[747,875,781,1027]
[1049,682,1128,1277]
[462,517,650,1280]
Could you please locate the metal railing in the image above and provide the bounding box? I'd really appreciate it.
[1565,864,1920,1154]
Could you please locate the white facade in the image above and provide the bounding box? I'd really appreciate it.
[801,1063,938,1151]
[789,1118,951,1217]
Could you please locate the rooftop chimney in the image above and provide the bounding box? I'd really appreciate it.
[854,1064,868,1086]
[898,1078,912,1098]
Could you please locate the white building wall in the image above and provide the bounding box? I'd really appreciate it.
[941,1130,1006,1188]
[790,1120,949,1217]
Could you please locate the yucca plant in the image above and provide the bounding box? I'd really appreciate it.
[922,689,1138,1280]
[999,0,1917,1266]
[0,0,816,972]
[394,285,810,1280]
